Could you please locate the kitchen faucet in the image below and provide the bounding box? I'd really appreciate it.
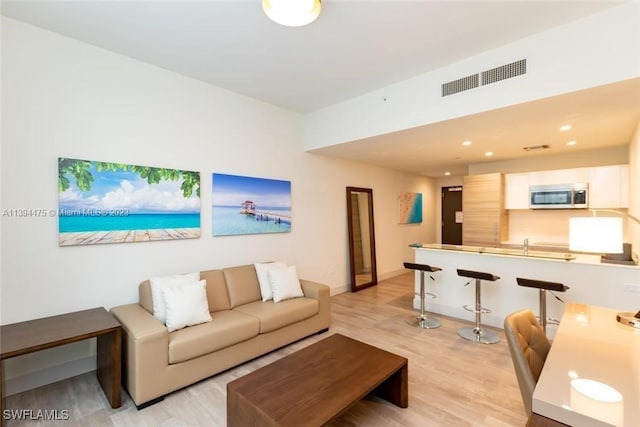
[523,238,529,256]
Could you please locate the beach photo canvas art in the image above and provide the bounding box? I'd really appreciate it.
[397,192,422,224]
[58,158,200,246]
[212,173,291,236]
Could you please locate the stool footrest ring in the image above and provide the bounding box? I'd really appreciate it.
[414,292,437,300]
[546,317,560,326]
[463,304,491,314]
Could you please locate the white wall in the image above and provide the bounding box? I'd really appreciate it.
[0,18,435,393]
[304,2,640,150]
[628,121,640,258]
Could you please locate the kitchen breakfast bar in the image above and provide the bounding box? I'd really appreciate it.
[410,244,640,337]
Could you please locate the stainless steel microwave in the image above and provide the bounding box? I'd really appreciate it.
[529,183,588,209]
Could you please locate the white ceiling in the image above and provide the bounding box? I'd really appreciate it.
[3,0,639,177]
[314,78,640,176]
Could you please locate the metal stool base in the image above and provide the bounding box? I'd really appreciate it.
[407,314,441,329]
[406,265,441,330]
[457,326,500,344]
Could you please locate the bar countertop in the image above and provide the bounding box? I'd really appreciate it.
[411,243,640,268]
[409,243,640,333]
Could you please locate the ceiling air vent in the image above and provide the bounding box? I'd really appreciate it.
[523,144,550,152]
[481,59,527,86]
[441,74,479,97]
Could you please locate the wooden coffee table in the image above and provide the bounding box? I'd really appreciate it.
[227,333,408,426]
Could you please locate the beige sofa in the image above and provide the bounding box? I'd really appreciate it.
[110,264,330,408]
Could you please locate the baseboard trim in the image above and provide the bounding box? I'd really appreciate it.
[332,269,408,296]
[378,269,408,281]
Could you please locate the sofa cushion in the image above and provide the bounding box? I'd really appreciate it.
[149,272,201,324]
[254,261,287,301]
[268,265,304,302]
[162,280,212,332]
[223,265,262,308]
[140,274,203,317]
[200,269,231,312]
[168,310,259,364]
[233,297,319,334]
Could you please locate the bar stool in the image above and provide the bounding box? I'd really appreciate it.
[516,277,570,335]
[404,262,441,329]
[457,269,501,344]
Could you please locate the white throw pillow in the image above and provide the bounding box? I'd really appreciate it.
[254,261,287,301]
[161,280,212,332]
[268,265,304,303]
[150,272,200,324]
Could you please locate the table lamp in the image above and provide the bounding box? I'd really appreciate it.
[568,216,623,253]
[569,211,640,329]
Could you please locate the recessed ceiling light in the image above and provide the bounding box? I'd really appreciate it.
[462,140,472,146]
[567,140,577,146]
[444,172,451,176]
[560,125,572,131]
[485,151,493,157]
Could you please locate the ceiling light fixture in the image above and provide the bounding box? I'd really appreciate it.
[567,140,577,146]
[485,151,493,157]
[462,140,472,146]
[445,172,451,176]
[560,125,572,131]
[263,0,322,27]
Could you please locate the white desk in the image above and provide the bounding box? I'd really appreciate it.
[532,304,640,426]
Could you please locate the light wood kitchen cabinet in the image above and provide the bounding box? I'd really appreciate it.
[462,173,508,247]
[588,164,629,208]
[504,172,530,209]
[528,167,589,186]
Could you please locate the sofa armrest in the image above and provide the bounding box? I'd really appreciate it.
[110,303,170,406]
[300,279,331,330]
[300,279,329,301]
[111,303,166,340]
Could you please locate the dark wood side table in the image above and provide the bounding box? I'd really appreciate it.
[0,307,121,426]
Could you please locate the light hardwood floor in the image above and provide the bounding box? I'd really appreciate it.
[4,273,529,426]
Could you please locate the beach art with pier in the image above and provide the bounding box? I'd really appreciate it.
[212,173,291,236]
[58,158,200,246]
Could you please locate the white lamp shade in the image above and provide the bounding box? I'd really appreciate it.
[263,0,321,27]
[569,217,623,254]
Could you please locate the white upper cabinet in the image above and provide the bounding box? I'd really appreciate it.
[504,165,629,210]
[528,168,589,186]
[588,165,629,208]
[504,173,530,210]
